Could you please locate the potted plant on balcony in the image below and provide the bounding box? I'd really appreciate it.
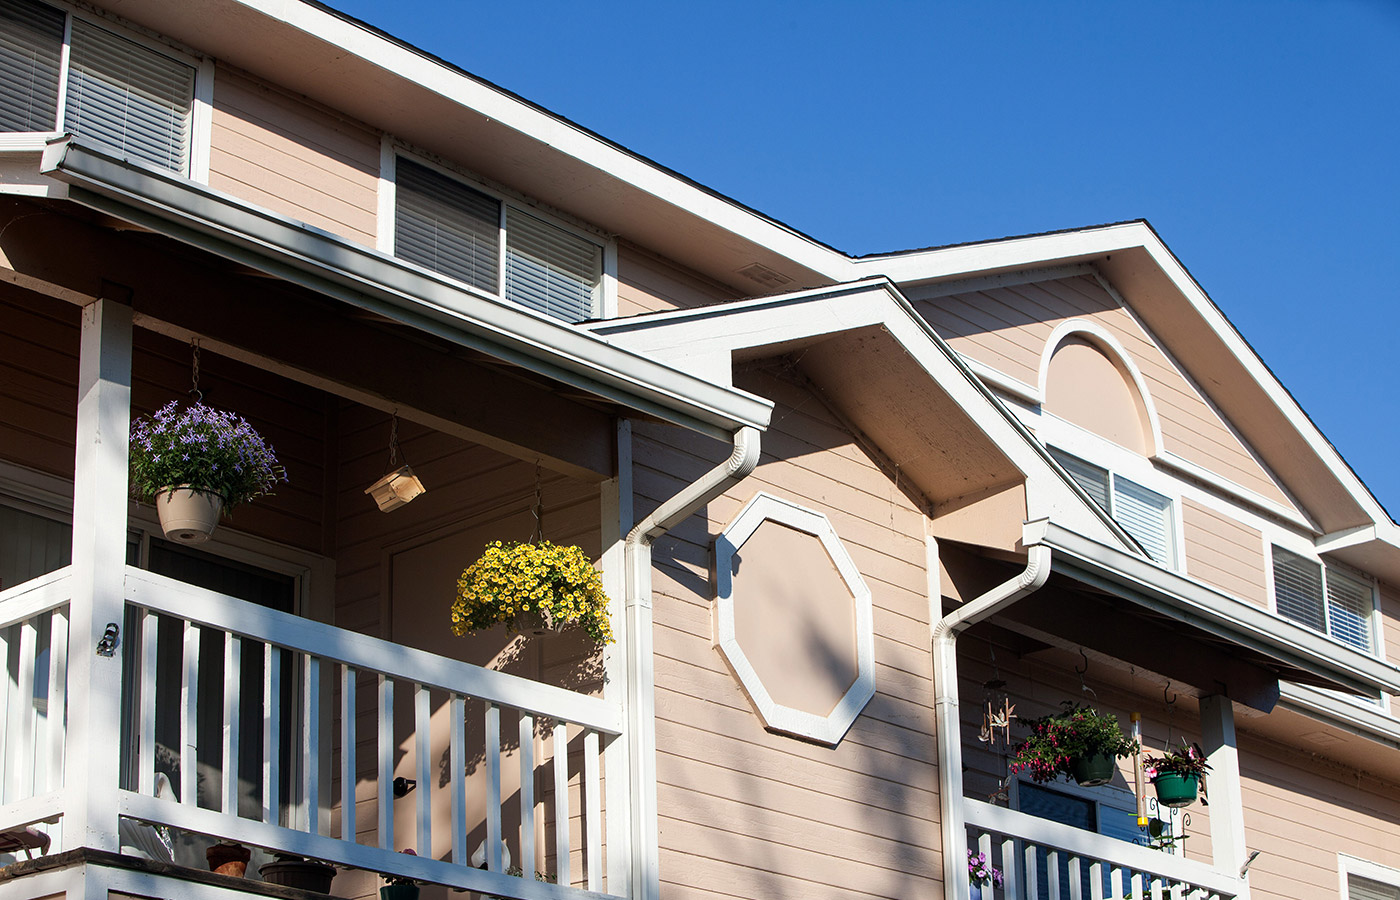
[1010,702,1139,786]
[130,400,287,544]
[967,848,1003,900]
[1142,740,1210,808]
[451,540,614,644]
[381,849,419,900]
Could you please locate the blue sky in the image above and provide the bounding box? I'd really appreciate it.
[332,0,1400,517]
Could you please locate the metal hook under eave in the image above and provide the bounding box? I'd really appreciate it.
[1164,682,1178,707]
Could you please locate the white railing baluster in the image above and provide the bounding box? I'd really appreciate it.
[415,683,430,857]
[138,610,157,796]
[485,702,502,872]
[553,722,570,887]
[584,730,601,891]
[978,830,992,860]
[341,664,356,843]
[1001,836,1019,900]
[1069,855,1083,900]
[1110,865,1123,900]
[1090,859,1104,900]
[1046,849,1060,899]
[45,607,68,794]
[1170,883,1185,900]
[15,617,38,800]
[0,626,10,804]
[303,654,320,837]
[1129,871,1143,900]
[378,674,393,850]
[449,694,466,865]
[222,633,241,815]
[181,621,200,806]
[1024,844,1040,899]
[520,712,535,877]
[263,641,281,824]
[1151,877,1165,900]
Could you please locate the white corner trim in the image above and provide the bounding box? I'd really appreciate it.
[188,56,214,184]
[712,492,875,746]
[376,135,396,254]
[1037,318,1165,457]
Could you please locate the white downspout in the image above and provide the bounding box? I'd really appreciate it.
[933,521,1052,900]
[623,425,761,900]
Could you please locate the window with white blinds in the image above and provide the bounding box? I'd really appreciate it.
[65,19,194,173]
[393,154,604,323]
[1049,447,1176,567]
[1350,874,1400,900]
[0,0,64,132]
[1271,545,1375,652]
[0,0,197,174]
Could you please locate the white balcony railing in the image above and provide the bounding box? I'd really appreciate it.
[966,798,1240,900]
[1,565,622,900]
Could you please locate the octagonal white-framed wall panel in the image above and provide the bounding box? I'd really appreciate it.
[713,491,875,745]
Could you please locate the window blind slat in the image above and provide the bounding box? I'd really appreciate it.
[505,209,601,322]
[394,158,500,293]
[64,19,194,173]
[1112,476,1173,565]
[1349,875,1400,900]
[1271,546,1326,633]
[1325,567,1373,652]
[1048,448,1111,510]
[0,0,63,132]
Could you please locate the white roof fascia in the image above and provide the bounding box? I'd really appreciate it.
[230,0,849,283]
[39,138,773,438]
[593,278,1137,551]
[1032,521,1400,696]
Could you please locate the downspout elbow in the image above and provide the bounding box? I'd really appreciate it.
[626,425,761,551]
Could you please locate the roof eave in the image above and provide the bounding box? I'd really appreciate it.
[38,137,772,439]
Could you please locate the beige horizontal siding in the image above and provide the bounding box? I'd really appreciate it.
[616,244,733,315]
[1181,498,1268,606]
[1381,581,1400,671]
[209,65,380,246]
[910,275,1297,511]
[1238,733,1400,899]
[641,363,941,900]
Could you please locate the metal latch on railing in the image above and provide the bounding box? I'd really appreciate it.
[96,622,120,656]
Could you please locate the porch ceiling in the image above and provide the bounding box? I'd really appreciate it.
[0,193,623,479]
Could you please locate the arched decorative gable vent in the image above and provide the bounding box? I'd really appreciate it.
[1040,321,1161,456]
[713,493,875,746]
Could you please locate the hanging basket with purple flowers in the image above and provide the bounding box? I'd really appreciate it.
[129,401,287,543]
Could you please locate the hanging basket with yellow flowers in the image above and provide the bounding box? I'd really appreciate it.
[451,541,614,644]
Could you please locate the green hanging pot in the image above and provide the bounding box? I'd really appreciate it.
[1153,772,1200,808]
[1069,752,1117,786]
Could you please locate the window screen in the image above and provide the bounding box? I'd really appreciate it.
[1271,545,1327,633]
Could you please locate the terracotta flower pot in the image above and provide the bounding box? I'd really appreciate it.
[156,486,223,544]
[1069,751,1117,786]
[206,841,250,877]
[1153,771,1200,808]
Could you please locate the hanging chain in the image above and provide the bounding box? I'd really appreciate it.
[530,461,543,543]
[1163,681,1178,749]
[189,338,203,402]
[387,412,400,469]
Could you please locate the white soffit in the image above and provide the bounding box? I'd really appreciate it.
[713,492,874,746]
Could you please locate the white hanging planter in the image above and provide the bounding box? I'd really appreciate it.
[155,486,224,544]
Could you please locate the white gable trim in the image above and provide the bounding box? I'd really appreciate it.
[1036,318,1166,458]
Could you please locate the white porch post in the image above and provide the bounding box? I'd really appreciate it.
[1199,693,1252,899]
[602,419,635,896]
[65,295,133,853]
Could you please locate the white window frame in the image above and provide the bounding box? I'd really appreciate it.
[0,0,212,180]
[376,137,617,321]
[1341,855,1400,900]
